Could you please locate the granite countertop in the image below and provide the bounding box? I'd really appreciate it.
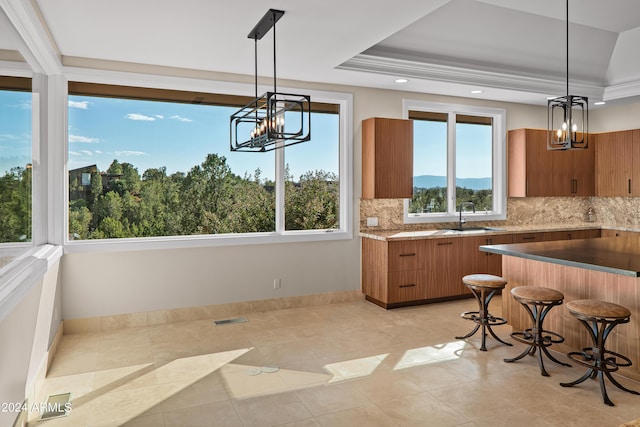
[480,237,640,277]
[360,223,604,241]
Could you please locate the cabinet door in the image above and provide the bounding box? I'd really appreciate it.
[362,117,413,199]
[632,130,640,197]
[362,238,388,303]
[595,130,634,196]
[428,238,463,298]
[550,149,575,196]
[571,141,595,196]
[485,234,512,276]
[509,128,594,197]
[461,235,490,277]
[508,129,554,197]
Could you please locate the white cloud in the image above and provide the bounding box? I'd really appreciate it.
[115,150,146,156]
[155,115,164,119]
[68,150,94,157]
[125,113,156,121]
[171,115,192,123]
[69,134,100,143]
[69,100,89,109]
[0,133,19,141]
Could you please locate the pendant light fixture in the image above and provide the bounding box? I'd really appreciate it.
[230,9,311,152]
[547,0,588,150]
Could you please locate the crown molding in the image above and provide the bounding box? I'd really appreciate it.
[338,53,605,101]
[604,78,640,101]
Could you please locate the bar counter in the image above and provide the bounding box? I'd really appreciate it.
[480,237,640,380]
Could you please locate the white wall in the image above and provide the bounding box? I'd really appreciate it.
[62,239,358,319]
[0,280,40,427]
[0,255,61,427]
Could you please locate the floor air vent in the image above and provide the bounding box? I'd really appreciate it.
[40,392,71,421]
[214,317,248,325]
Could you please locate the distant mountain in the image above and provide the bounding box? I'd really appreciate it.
[414,175,491,191]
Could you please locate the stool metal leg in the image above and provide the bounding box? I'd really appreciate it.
[504,300,570,376]
[456,287,512,351]
[560,317,640,406]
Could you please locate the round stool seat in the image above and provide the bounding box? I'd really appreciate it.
[462,274,507,289]
[566,299,631,320]
[560,299,638,406]
[456,274,511,351]
[504,286,569,376]
[511,286,564,304]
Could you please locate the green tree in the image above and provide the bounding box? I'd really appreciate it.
[0,166,31,242]
[285,170,339,230]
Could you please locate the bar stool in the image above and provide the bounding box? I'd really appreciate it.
[504,286,571,376]
[560,299,640,406]
[455,274,512,351]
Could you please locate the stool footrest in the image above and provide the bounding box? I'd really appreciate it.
[510,329,565,346]
[459,311,507,326]
[566,348,633,372]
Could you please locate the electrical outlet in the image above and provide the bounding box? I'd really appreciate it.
[273,278,281,289]
[367,217,379,227]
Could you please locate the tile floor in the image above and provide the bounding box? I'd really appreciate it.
[33,296,640,427]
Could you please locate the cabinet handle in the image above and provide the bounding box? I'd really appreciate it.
[399,253,416,257]
[629,179,632,194]
[573,179,577,194]
[522,236,536,240]
[437,242,453,246]
[486,238,493,245]
[399,284,416,288]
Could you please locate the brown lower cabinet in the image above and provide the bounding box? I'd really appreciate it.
[362,228,601,309]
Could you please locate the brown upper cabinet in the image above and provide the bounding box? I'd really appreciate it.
[595,129,640,196]
[508,128,594,197]
[362,117,413,199]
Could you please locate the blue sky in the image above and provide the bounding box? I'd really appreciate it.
[67,95,339,181]
[413,119,492,179]
[2,88,492,181]
[0,90,32,175]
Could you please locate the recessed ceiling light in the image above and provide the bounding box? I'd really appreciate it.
[594,101,606,106]
[394,78,409,84]
[470,90,483,94]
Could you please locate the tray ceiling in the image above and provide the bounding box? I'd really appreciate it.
[2,0,640,106]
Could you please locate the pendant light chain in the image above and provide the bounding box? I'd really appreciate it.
[565,0,569,98]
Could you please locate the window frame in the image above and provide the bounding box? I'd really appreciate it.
[61,70,353,253]
[402,99,506,224]
[0,75,35,262]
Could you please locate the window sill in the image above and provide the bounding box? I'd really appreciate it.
[404,212,507,224]
[63,229,353,254]
[0,245,62,322]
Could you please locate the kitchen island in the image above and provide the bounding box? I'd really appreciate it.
[480,237,640,380]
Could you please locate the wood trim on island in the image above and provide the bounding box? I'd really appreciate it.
[496,245,640,381]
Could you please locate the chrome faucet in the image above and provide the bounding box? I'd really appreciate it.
[458,201,475,229]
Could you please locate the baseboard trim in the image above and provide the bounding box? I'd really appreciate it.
[63,290,364,334]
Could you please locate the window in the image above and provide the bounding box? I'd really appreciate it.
[67,82,347,242]
[0,76,32,269]
[403,100,506,224]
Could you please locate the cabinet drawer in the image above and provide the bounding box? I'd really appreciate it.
[388,270,424,303]
[388,240,423,271]
[511,233,543,243]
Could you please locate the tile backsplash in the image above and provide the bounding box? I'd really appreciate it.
[360,196,640,231]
